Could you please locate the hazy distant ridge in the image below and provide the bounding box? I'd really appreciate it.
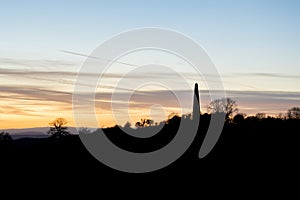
[1,127,78,139]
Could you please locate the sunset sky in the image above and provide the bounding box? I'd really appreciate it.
[1,0,300,128]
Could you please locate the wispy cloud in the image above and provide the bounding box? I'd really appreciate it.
[0,105,44,117]
[60,50,139,67]
[1,56,300,126]
[1,83,299,116]
[233,73,300,79]
[0,57,78,70]
[0,85,72,104]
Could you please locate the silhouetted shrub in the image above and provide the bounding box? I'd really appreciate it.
[0,131,12,142]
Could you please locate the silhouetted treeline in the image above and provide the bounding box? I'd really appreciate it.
[1,113,299,176]
[0,111,299,196]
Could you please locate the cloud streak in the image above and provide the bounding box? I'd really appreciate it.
[60,50,140,67]
[233,73,300,79]
[1,83,300,116]
[1,56,300,126]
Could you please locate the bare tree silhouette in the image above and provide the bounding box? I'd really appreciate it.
[48,118,70,138]
[287,107,300,119]
[207,98,238,119]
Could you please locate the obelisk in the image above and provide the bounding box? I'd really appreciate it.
[193,83,200,121]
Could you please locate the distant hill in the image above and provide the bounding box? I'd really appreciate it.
[1,127,78,139]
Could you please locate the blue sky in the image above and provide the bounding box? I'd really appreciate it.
[1,0,300,88]
[1,0,299,73]
[0,0,300,128]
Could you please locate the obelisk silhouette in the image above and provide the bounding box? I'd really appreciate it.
[193,83,200,121]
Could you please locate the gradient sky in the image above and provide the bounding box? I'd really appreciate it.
[0,0,300,128]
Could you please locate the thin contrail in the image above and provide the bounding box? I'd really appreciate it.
[60,50,139,67]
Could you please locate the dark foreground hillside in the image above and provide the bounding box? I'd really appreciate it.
[0,115,299,192]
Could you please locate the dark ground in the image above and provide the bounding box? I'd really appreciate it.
[0,115,299,195]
